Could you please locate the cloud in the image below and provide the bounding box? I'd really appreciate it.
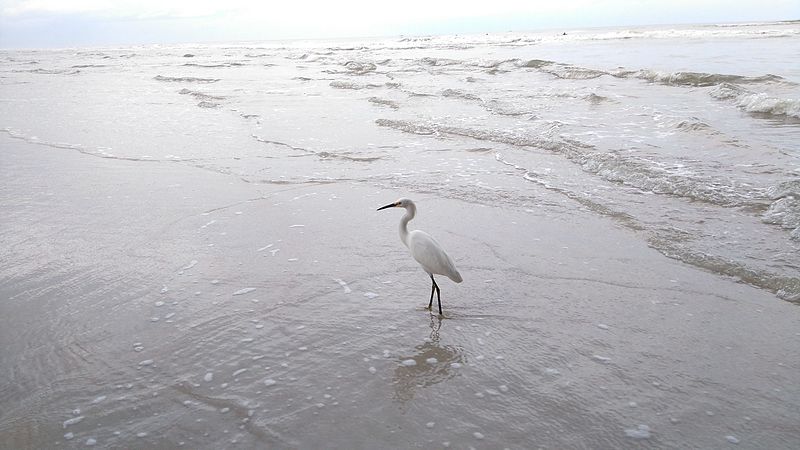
[0,0,583,21]
[0,0,566,46]
[1,0,798,47]
[1,0,246,22]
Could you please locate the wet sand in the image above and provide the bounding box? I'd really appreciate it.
[1,135,800,449]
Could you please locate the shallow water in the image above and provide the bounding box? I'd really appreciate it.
[2,21,799,301]
[1,22,800,449]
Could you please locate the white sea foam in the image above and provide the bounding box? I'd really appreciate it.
[624,424,651,439]
[232,288,256,296]
[333,279,352,293]
[709,83,800,118]
[62,416,84,428]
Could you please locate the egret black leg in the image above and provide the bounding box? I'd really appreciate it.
[435,284,442,315]
[427,279,435,310]
[429,274,442,315]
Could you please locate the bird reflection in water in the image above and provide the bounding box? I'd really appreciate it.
[392,315,466,404]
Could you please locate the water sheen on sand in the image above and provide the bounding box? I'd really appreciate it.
[1,22,799,449]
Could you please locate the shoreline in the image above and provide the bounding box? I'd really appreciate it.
[2,136,799,448]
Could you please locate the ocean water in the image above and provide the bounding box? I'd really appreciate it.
[1,21,800,449]
[2,21,798,301]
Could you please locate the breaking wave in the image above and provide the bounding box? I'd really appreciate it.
[154,75,220,83]
[343,61,377,75]
[516,59,786,88]
[177,88,225,108]
[329,80,383,90]
[368,97,399,109]
[710,83,800,119]
[416,57,462,67]
[182,62,246,68]
[13,68,81,75]
[441,89,481,101]
[625,70,784,87]
[494,152,800,302]
[178,88,225,101]
[763,180,800,240]
[650,236,800,302]
[375,118,768,209]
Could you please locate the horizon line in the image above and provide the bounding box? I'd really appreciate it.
[1,18,797,51]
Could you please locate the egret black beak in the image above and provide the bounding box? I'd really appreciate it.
[377,202,398,211]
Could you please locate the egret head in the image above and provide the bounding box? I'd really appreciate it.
[377,198,414,211]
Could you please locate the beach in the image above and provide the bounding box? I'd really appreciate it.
[1,22,799,449]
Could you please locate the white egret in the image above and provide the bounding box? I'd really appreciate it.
[377,198,462,315]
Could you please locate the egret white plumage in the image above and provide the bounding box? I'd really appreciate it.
[377,198,462,315]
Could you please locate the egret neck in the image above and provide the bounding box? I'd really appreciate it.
[398,200,416,248]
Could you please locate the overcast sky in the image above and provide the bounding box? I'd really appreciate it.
[1,0,798,48]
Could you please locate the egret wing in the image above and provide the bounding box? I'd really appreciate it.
[408,230,462,282]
